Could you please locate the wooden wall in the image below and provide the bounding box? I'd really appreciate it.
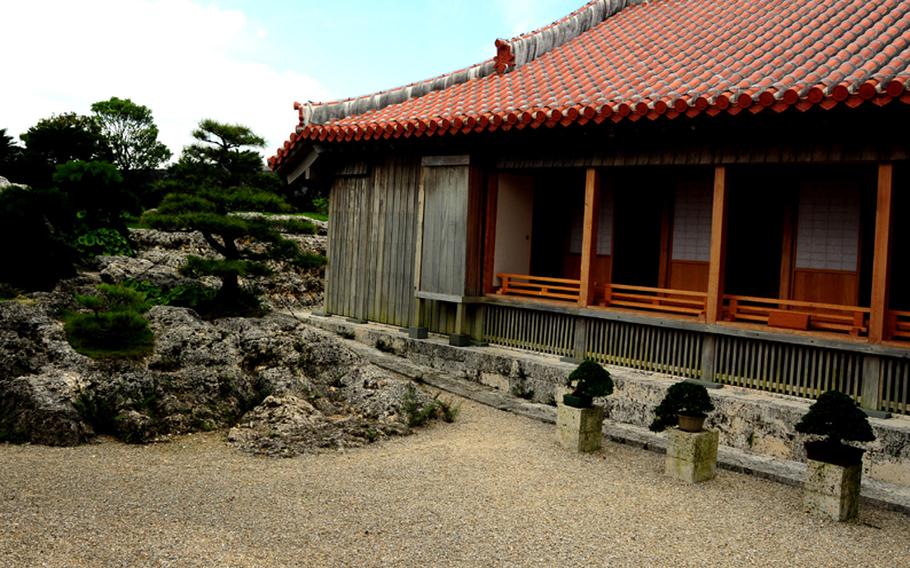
[325,153,456,332]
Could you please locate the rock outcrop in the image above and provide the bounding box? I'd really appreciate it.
[0,300,432,453]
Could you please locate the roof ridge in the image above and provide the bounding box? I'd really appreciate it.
[296,0,645,127]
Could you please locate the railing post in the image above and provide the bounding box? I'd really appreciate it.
[700,334,718,383]
[861,355,883,412]
[869,163,894,343]
[561,317,589,364]
[579,168,601,307]
[706,166,729,324]
[471,305,486,342]
[450,302,472,346]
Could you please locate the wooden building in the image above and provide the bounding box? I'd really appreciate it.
[272,0,910,416]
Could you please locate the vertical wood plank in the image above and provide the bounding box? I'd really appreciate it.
[869,163,894,343]
[706,166,729,323]
[483,173,499,294]
[579,168,601,306]
[412,166,427,329]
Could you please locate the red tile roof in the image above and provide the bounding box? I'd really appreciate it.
[270,0,910,169]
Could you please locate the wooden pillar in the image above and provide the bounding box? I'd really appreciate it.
[657,193,672,289]
[409,169,428,339]
[706,166,728,324]
[450,303,472,346]
[778,200,795,300]
[579,168,601,306]
[861,355,883,412]
[700,334,718,382]
[869,163,894,343]
[482,174,499,294]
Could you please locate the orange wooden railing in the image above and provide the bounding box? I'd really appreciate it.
[496,273,581,302]
[887,310,910,341]
[602,284,708,318]
[724,295,870,336]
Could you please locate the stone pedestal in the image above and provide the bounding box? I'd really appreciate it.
[804,459,862,521]
[665,428,718,483]
[556,403,604,453]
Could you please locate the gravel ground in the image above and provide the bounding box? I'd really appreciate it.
[1,394,908,568]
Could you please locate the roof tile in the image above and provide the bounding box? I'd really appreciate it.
[271,0,910,168]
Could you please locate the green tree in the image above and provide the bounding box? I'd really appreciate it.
[91,97,171,171]
[181,119,266,185]
[143,122,323,315]
[18,113,111,188]
[53,160,133,232]
[0,185,76,290]
[0,128,22,174]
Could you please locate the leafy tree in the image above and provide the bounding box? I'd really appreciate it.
[19,113,111,187]
[53,160,134,233]
[91,97,171,171]
[0,185,76,290]
[0,128,23,177]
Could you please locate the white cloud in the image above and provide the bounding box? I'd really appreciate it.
[0,0,330,163]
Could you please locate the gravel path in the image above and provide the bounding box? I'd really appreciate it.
[1,394,908,567]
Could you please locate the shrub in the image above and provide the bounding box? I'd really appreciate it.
[270,217,317,235]
[437,397,461,423]
[74,227,133,258]
[64,283,154,358]
[312,196,329,215]
[563,359,613,407]
[795,390,875,465]
[0,283,17,300]
[400,384,460,427]
[121,279,217,311]
[65,310,154,358]
[649,381,715,432]
[0,186,76,290]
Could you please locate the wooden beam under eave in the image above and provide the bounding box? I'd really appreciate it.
[579,168,601,306]
[706,166,728,324]
[869,163,894,343]
[482,173,499,294]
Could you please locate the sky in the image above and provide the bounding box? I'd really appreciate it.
[0,0,581,162]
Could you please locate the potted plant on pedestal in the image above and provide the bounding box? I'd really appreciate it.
[556,360,613,453]
[650,381,718,483]
[795,390,875,521]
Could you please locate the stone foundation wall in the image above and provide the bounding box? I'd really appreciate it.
[309,316,910,488]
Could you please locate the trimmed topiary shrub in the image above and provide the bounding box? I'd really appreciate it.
[649,381,715,432]
[64,283,154,359]
[563,359,613,408]
[795,390,875,466]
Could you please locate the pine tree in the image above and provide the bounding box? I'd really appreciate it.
[143,120,324,315]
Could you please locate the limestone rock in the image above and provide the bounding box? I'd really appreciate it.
[227,394,409,458]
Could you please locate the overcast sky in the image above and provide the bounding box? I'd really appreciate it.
[0,0,580,162]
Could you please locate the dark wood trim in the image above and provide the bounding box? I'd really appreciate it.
[579,168,601,306]
[422,155,470,167]
[779,198,795,299]
[706,166,728,323]
[483,173,499,294]
[869,163,894,343]
[658,194,672,288]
